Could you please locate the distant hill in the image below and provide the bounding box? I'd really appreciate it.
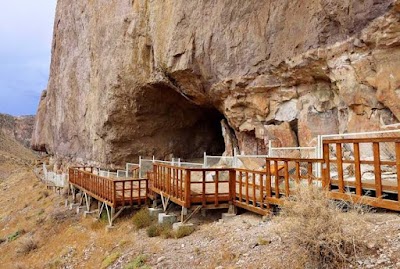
[0,113,35,147]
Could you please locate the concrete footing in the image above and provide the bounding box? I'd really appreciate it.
[148,208,163,218]
[105,225,115,232]
[158,213,177,224]
[222,213,237,220]
[76,206,86,214]
[68,203,81,210]
[83,210,99,218]
[172,222,194,231]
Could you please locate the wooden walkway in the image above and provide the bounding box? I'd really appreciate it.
[67,137,400,220]
[69,166,147,208]
[149,137,400,215]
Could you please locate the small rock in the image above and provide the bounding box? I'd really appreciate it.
[215,266,223,269]
[157,256,165,264]
[367,242,376,249]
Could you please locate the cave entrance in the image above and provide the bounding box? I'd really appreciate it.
[135,83,226,160]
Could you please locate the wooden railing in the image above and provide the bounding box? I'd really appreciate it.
[323,137,400,211]
[151,163,234,208]
[69,167,148,208]
[234,159,325,215]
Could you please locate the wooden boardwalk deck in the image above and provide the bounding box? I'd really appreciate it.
[148,137,400,215]
[68,137,400,219]
[69,167,148,208]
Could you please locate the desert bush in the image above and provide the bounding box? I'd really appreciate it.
[132,208,154,229]
[17,238,38,255]
[7,229,25,242]
[146,223,172,238]
[124,254,150,269]
[146,224,160,237]
[101,252,120,269]
[273,185,370,269]
[175,225,195,239]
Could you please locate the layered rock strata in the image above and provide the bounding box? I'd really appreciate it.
[33,0,400,166]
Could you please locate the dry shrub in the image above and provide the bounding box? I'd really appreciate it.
[132,208,154,229]
[146,223,173,238]
[273,185,370,269]
[17,238,38,255]
[175,225,195,239]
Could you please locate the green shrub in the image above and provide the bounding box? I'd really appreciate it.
[124,254,149,269]
[146,224,160,237]
[101,252,121,269]
[132,209,153,229]
[7,229,25,242]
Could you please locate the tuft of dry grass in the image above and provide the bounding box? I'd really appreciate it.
[272,185,371,269]
[132,208,153,229]
[175,225,195,239]
[146,223,173,238]
[17,238,38,255]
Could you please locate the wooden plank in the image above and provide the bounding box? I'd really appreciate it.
[353,142,362,196]
[328,192,400,211]
[373,142,382,198]
[330,180,398,193]
[234,201,270,216]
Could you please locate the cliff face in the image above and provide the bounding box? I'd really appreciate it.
[0,113,35,148]
[33,0,400,166]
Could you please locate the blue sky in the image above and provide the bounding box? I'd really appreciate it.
[0,1,57,116]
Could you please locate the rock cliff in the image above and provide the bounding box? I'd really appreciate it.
[33,0,400,166]
[0,113,35,148]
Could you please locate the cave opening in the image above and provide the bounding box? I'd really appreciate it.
[134,83,227,160]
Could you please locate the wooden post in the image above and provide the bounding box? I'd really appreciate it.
[185,171,191,208]
[373,142,382,198]
[215,171,219,206]
[274,161,279,198]
[229,169,236,203]
[323,143,330,190]
[284,161,289,197]
[354,142,362,196]
[336,143,344,193]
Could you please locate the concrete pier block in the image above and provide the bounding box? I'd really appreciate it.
[76,206,86,214]
[83,210,99,218]
[158,213,177,224]
[221,213,236,221]
[172,222,194,231]
[148,208,163,218]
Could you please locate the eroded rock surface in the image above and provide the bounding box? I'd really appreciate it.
[0,113,35,148]
[33,0,400,166]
